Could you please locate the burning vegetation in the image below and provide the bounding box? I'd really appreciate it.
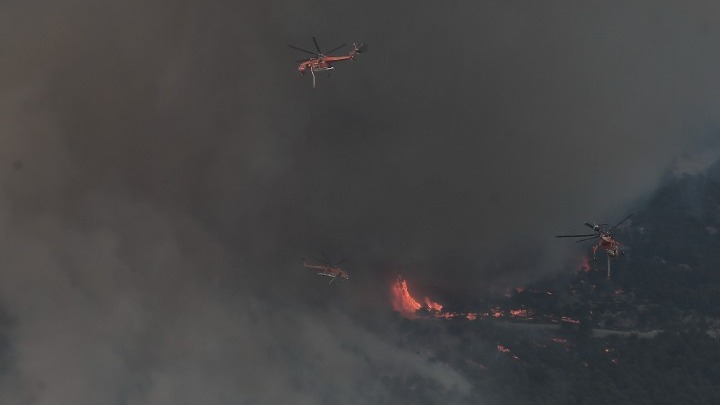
[390,276,422,318]
[390,276,535,322]
[391,276,482,320]
[580,254,592,273]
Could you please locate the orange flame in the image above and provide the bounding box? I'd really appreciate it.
[391,276,422,318]
[390,275,478,321]
[580,255,591,272]
[424,297,443,312]
[510,308,532,318]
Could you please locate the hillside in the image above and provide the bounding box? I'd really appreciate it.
[392,161,720,404]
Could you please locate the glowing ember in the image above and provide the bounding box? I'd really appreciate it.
[424,297,443,312]
[580,255,592,272]
[466,313,478,321]
[552,337,568,345]
[491,308,504,318]
[496,344,520,360]
[510,308,532,318]
[561,316,581,324]
[391,276,422,318]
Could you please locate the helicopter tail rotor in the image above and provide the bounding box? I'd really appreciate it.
[350,43,367,59]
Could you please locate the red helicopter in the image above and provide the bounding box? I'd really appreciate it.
[556,214,633,279]
[288,37,366,88]
[302,256,350,284]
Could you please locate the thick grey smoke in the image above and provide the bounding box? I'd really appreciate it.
[1,0,720,403]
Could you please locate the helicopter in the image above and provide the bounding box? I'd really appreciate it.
[302,256,350,284]
[556,214,633,279]
[288,37,367,88]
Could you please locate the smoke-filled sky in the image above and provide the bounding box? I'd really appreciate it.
[2,1,720,403]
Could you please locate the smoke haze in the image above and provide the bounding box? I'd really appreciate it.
[2,0,720,403]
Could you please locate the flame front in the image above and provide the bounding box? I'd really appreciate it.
[391,275,478,320]
[390,276,558,324]
[424,297,443,312]
[391,277,422,318]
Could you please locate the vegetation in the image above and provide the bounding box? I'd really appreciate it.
[396,162,720,404]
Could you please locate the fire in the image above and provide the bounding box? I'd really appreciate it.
[580,255,592,272]
[561,316,581,324]
[391,276,422,318]
[424,297,443,312]
[390,275,477,321]
[510,308,532,318]
[497,344,520,360]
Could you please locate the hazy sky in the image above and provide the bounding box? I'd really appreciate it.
[1,1,720,403]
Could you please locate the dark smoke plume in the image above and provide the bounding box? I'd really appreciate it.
[1,1,720,403]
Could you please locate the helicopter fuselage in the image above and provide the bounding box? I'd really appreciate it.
[298,55,354,74]
[302,262,349,280]
[596,234,622,258]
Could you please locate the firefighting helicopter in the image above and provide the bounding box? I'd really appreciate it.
[288,37,367,88]
[556,214,633,279]
[302,256,350,284]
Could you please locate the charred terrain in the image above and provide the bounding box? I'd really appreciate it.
[3,2,720,404]
[388,161,720,405]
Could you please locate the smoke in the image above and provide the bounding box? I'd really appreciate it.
[2,0,720,403]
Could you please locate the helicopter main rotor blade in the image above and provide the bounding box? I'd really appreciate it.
[584,222,596,230]
[288,44,318,56]
[325,43,348,54]
[312,36,323,54]
[608,214,634,232]
[296,58,314,63]
[556,234,597,238]
[576,235,600,243]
